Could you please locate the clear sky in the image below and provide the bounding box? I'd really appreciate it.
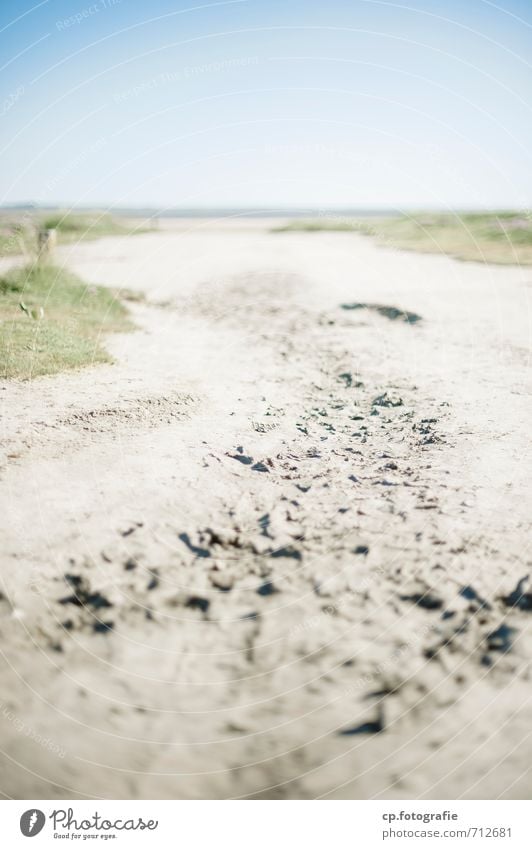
[1,0,531,210]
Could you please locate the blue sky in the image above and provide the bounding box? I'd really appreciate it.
[1,0,531,209]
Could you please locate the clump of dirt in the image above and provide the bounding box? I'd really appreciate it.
[340,302,422,323]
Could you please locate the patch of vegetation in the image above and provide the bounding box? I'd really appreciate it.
[0,263,134,379]
[41,212,137,241]
[0,216,33,257]
[0,211,146,258]
[368,212,532,265]
[272,219,360,233]
[273,212,532,265]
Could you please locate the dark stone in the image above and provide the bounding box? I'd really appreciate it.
[178,532,211,558]
[486,624,515,653]
[86,592,113,610]
[230,453,253,465]
[257,581,278,597]
[93,621,114,634]
[502,577,532,611]
[185,596,210,613]
[64,574,83,588]
[59,575,113,610]
[338,712,384,736]
[372,392,403,408]
[340,302,422,324]
[271,546,301,561]
[400,592,443,610]
[258,514,272,537]
[460,585,491,610]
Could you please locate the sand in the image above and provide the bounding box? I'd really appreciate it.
[0,220,531,799]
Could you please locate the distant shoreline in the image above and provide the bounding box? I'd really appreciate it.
[1,204,519,219]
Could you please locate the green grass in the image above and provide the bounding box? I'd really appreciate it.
[0,263,134,379]
[0,211,146,258]
[272,219,360,233]
[273,212,532,265]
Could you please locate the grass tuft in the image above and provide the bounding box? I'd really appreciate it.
[0,263,134,380]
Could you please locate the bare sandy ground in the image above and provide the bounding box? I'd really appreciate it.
[0,221,531,799]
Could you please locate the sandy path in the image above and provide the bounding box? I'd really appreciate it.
[0,222,531,799]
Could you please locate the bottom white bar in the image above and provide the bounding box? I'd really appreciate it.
[2,800,531,847]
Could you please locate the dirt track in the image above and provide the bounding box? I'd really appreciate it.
[1,221,531,799]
